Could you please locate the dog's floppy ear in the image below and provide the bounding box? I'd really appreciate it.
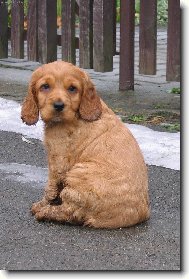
[21,75,39,125]
[79,73,102,121]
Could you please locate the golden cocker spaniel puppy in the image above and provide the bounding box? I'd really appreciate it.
[21,61,150,228]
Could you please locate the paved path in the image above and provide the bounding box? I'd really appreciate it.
[0,130,180,270]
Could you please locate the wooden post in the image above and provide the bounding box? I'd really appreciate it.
[0,0,8,58]
[166,0,180,81]
[119,0,135,90]
[27,0,38,61]
[79,0,93,69]
[62,0,76,64]
[93,0,113,72]
[112,0,117,55]
[75,0,79,15]
[139,0,157,75]
[38,0,57,64]
[11,0,24,59]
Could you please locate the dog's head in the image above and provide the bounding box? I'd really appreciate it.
[21,61,102,125]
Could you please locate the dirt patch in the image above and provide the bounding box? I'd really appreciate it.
[99,87,180,132]
[119,111,180,132]
[0,82,27,103]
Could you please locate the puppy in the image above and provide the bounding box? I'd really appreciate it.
[21,61,150,228]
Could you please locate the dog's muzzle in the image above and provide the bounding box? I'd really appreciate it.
[53,101,64,112]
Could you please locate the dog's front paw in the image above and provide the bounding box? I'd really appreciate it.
[34,205,51,221]
[31,198,48,215]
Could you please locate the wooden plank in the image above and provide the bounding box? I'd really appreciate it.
[166,0,180,81]
[11,0,24,59]
[139,0,157,75]
[62,0,76,64]
[38,0,57,64]
[27,0,38,61]
[75,0,79,15]
[119,0,135,90]
[112,0,117,55]
[58,35,79,48]
[93,0,113,72]
[79,0,93,68]
[0,0,8,58]
[8,28,27,40]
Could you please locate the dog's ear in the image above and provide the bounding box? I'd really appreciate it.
[79,73,102,121]
[21,77,39,125]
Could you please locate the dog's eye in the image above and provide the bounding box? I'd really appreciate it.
[68,85,77,93]
[40,84,50,91]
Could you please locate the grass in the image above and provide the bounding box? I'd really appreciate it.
[127,114,147,123]
[154,104,166,109]
[120,113,147,124]
[120,111,180,132]
[168,87,181,94]
[160,123,180,132]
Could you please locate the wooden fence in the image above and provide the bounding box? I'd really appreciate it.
[0,0,180,90]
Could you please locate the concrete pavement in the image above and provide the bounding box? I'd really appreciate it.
[0,130,180,270]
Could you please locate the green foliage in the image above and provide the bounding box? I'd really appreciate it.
[157,0,168,26]
[116,0,120,22]
[7,0,28,27]
[135,0,140,25]
[116,0,120,8]
[168,87,181,94]
[154,104,166,109]
[7,0,168,27]
[116,0,168,25]
[161,123,180,132]
[57,0,61,17]
[128,114,147,123]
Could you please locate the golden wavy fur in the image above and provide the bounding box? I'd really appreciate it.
[21,61,150,228]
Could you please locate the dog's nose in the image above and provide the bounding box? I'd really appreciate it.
[53,101,64,112]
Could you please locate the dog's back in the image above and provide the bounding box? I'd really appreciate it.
[49,101,150,228]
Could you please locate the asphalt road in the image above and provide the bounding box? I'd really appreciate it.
[0,130,180,270]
